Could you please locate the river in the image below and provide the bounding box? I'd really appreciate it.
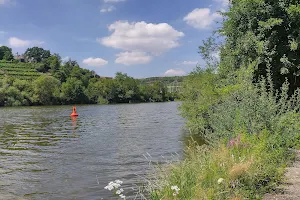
[0,102,186,200]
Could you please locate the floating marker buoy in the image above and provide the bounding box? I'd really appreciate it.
[70,106,78,117]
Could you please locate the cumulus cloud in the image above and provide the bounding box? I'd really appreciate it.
[98,21,184,55]
[8,37,44,48]
[82,57,108,67]
[181,61,198,65]
[100,5,115,12]
[104,0,125,2]
[184,8,221,29]
[115,51,152,66]
[164,69,186,76]
[8,37,30,47]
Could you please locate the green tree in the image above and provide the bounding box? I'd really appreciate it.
[48,54,61,72]
[151,81,167,102]
[33,75,60,105]
[24,47,51,63]
[0,46,14,61]
[218,0,300,93]
[61,77,87,104]
[114,72,140,103]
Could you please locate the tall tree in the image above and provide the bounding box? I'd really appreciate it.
[0,46,14,61]
[24,47,51,62]
[33,75,60,105]
[61,77,87,104]
[212,0,300,93]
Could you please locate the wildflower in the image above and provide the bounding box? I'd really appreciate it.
[119,194,126,199]
[217,178,224,184]
[112,182,121,189]
[104,184,114,191]
[115,180,123,184]
[104,180,123,191]
[116,188,124,194]
[171,185,180,196]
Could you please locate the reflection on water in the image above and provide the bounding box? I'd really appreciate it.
[0,102,185,199]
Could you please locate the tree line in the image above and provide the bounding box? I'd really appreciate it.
[0,46,178,106]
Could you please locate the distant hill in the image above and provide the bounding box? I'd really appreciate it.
[138,76,186,85]
[0,60,186,84]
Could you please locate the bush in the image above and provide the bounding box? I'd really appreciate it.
[148,129,295,200]
[146,66,300,199]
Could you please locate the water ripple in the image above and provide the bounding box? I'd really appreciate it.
[0,102,185,199]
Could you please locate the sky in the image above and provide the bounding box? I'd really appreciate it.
[0,0,228,78]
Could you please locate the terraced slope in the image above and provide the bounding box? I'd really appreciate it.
[0,62,41,80]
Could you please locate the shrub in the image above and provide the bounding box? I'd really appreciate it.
[148,129,293,200]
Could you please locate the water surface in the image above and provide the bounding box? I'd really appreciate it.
[0,102,185,199]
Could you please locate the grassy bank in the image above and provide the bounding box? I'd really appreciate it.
[140,0,300,198]
[144,67,300,200]
[149,129,299,199]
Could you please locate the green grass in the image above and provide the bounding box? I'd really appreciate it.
[148,129,297,200]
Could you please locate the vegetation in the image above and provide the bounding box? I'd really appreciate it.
[146,0,300,199]
[0,46,179,106]
[139,76,185,85]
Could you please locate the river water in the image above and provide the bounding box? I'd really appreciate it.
[0,102,186,200]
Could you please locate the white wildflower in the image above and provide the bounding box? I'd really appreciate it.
[171,185,180,191]
[104,184,114,191]
[116,188,124,194]
[119,194,126,199]
[171,185,180,196]
[112,182,121,189]
[104,180,123,191]
[115,180,123,184]
[217,178,224,184]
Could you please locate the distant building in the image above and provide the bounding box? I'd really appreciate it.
[14,54,25,62]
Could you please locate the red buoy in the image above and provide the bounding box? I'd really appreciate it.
[70,106,78,117]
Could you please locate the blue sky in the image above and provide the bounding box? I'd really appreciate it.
[0,0,227,78]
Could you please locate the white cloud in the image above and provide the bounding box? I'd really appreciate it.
[184,8,221,29]
[0,0,15,6]
[181,61,198,65]
[0,0,9,5]
[100,6,115,13]
[0,31,7,35]
[98,21,184,55]
[115,51,152,66]
[8,37,44,48]
[104,0,125,2]
[82,57,108,67]
[8,37,31,48]
[164,69,186,76]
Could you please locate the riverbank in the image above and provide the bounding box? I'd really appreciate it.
[143,65,300,199]
[147,129,299,199]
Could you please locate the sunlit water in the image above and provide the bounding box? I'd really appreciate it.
[0,102,187,200]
